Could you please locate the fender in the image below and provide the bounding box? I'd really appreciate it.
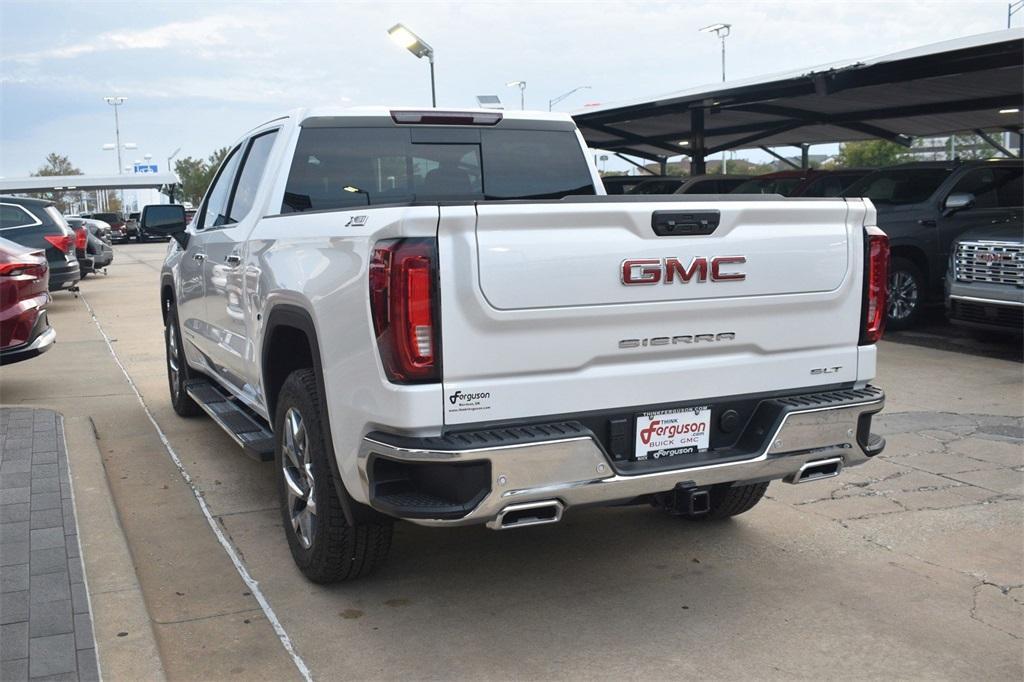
[262,304,383,525]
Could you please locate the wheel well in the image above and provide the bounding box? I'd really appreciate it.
[890,245,928,282]
[263,324,314,420]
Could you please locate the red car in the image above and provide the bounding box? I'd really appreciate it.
[0,237,56,365]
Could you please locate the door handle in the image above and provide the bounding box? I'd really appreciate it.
[193,253,206,262]
[917,219,936,227]
[225,254,242,266]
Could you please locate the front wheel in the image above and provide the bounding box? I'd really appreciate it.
[275,368,393,583]
[887,257,926,330]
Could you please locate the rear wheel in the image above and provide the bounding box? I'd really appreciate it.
[275,368,393,582]
[887,257,925,330]
[164,298,202,417]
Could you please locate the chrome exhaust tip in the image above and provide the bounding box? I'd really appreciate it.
[488,500,564,530]
[785,457,844,484]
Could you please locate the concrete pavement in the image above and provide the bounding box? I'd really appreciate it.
[2,241,1021,680]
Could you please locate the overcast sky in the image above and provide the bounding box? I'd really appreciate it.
[0,0,1014,177]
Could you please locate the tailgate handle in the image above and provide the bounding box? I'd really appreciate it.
[651,211,720,237]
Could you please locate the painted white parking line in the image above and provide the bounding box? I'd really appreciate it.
[79,292,313,682]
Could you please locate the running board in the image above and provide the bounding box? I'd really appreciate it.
[184,379,275,462]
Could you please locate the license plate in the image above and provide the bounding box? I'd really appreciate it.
[634,406,711,461]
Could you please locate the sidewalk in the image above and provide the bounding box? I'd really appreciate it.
[0,408,99,681]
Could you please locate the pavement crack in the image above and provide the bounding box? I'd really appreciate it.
[970,581,1023,641]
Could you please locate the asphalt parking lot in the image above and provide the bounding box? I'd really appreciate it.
[2,241,1022,680]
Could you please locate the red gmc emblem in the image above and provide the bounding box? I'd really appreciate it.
[976,252,1005,263]
[621,256,747,285]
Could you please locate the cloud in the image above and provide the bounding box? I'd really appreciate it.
[3,13,271,63]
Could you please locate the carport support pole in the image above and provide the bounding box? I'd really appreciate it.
[801,144,810,169]
[690,108,707,175]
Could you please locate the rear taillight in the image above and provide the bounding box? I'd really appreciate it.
[44,234,74,253]
[0,262,47,278]
[369,238,440,383]
[861,226,890,345]
[75,227,88,250]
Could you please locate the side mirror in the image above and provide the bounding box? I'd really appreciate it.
[140,204,188,247]
[943,192,975,216]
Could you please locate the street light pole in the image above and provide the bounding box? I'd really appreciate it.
[699,24,732,174]
[506,81,526,109]
[428,55,436,108]
[387,24,436,107]
[699,23,731,82]
[104,96,127,174]
[1011,1,1024,27]
[548,85,591,111]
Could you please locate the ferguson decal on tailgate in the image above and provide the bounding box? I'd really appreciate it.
[447,390,492,414]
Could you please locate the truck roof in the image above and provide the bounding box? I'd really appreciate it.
[246,107,576,135]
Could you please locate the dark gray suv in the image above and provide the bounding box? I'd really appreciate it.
[844,160,1022,329]
[0,196,81,291]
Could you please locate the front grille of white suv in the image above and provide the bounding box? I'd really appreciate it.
[954,240,1024,286]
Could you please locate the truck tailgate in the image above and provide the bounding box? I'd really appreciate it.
[437,198,867,426]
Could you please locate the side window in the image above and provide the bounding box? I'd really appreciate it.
[198,146,242,230]
[948,168,1021,210]
[995,168,1023,207]
[0,204,39,229]
[228,130,279,223]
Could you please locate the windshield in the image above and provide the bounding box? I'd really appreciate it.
[282,126,595,212]
[843,168,950,205]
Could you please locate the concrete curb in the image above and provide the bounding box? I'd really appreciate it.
[63,416,166,682]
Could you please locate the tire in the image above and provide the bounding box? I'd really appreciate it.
[684,481,769,521]
[164,299,202,417]
[275,368,393,583]
[887,257,926,330]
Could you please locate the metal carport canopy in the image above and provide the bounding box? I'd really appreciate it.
[0,173,178,194]
[572,28,1023,165]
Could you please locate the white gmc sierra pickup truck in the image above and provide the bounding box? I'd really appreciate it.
[147,108,890,582]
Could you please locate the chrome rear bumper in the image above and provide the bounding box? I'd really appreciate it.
[358,386,885,528]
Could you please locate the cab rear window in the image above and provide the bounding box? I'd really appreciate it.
[281,126,595,213]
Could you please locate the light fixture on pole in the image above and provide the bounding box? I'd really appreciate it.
[1010,1,1024,28]
[506,80,526,110]
[103,96,128,174]
[387,23,436,107]
[548,85,591,111]
[167,147,181,174]
[699,23,731,82]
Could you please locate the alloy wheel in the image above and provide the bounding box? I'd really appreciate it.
[888,270,919,321]
[281,407,317,549]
